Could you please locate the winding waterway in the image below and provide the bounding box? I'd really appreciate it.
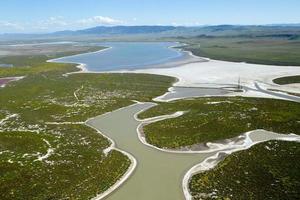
[87,103,213,200]
[87,102,300,200]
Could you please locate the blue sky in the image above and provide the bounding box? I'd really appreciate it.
[0,0,300,33]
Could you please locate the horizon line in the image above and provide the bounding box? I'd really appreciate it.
[1,23,300,35]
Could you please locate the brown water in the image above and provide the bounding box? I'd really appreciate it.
[87,103,213,200]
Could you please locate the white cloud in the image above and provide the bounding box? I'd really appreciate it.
[35,16,68,30]
[0,16,125,33]
[0,21,24,30]
[77,16,123,26]
[38,16,124,30]
[45,17,68,26]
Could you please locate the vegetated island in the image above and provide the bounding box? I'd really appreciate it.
[138,97,300,149]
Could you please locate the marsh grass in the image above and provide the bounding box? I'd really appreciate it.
[189,141,300,199]
[180,37,300,66]
[273,75,300,85]
[139,97,300,148]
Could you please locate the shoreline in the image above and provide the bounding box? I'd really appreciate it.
[47,47,113,75]
[84,103,139,200]
[0,76,25,88]
[47,42,207,76]
[130,63,300,102]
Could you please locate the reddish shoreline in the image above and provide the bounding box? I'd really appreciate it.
[0,77,24,88]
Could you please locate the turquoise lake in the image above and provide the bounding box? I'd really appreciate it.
[53,42,186,71]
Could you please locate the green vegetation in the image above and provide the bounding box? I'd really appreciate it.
[189,141,300,200]
[0,126,130,200]
[178,37,300,66]
[273,75,300,85]
[0,46,101,78]
[0,49,174,199]
[139,97,300,148]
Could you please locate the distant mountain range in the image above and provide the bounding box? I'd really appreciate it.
[52,24,300,36]
[1,24,300,41]
[54,26,178,36]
